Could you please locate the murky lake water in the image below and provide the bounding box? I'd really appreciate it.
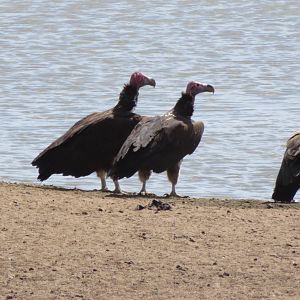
[1,0,300,200]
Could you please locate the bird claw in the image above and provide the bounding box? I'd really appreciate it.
[138,190,156,197]
[163,193,171,198]
[164,192,189,198]
[112,189,128,195]
[99,187,126,194]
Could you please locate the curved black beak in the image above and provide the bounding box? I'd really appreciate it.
[206,84,215,94]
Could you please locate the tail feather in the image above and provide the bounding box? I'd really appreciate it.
[37,169,52,181]
[32,143,95,181]
[109,146,141,179]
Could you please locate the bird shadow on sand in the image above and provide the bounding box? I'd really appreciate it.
[25,183,190,199]
[104,192,190,199]
[28,185,112,195]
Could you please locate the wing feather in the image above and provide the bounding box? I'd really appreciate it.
[272,131,300,202]
[115,116,164,162]
[286,131,300,161]
[32,111,111,163]
[281,132,300,184]
[32,110,141,180]
[111,116,205,179]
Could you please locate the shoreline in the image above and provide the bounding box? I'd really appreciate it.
[0,179,283,203]
[1,181,299,299]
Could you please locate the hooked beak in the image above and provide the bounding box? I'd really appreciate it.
[206,84,215,94]
[145,77,156,88]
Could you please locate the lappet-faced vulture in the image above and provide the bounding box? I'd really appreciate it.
[109,81,214,196]
[32,72,156,192]
[272,130,300,203]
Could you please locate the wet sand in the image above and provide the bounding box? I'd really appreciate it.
[0,182,299,299]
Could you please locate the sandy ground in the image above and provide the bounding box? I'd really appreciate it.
[0,182,299,300]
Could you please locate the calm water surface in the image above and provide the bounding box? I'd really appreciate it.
[1,0,300,200]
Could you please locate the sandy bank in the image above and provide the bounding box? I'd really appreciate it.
[0,182,299,299]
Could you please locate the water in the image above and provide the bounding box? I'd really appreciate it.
[1,0,300,200]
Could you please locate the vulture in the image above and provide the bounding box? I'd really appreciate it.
[272,130,300,203]
[32,72,156,192]
[109,81,214,196]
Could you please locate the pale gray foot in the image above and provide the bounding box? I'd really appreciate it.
[139,191,156,196]
[138,170,153,195]
[97,170,109,192]
[112,180,127,194]
[164,184,188,198]
[137,181,155,196]
[164,192,189,198]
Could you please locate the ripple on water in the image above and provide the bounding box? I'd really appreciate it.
[0,0,300,200]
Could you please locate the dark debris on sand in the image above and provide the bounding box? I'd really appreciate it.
[135,199,172,212]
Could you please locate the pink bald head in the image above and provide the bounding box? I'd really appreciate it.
[129,72,156,90]
[186,81,215,97]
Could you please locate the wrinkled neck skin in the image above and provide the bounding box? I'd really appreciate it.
[171,93,195,118]
[113,84,139,112]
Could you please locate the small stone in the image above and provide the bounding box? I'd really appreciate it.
[176,265,187,272]
[98,208,103,212]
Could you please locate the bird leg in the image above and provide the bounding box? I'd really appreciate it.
[96,170,109,192]
[112,179,126,194]
[166,161,182,197]
[138,169,153,196]
[170,183,178,197]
